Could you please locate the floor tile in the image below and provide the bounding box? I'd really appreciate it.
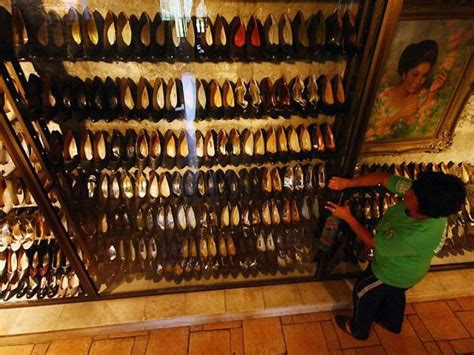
[436,340,455,354]
[331,310,380,349]
[456,296,474,310]
[446,299,462,312]
[109,331,149,339]
[230,328,244,355]
[8,304,64,335]
[456,310,474,336]
[413,301,470,340]
[47,337,92,355]
[282,312,332,324]
[225,287,265,313]
[31,343,50,355]
[0,308,22,335]
[406,273,445,299]
[404,304,416,315]
[436,270,473,292]
[261,284,303,308]
[146,327,189,355]
[0,344,34,355]
[423,341,441,354]
[242,317,286,355]
[89,338,135,355]
[449,338,474,353]
[373,320,425,354]
[132,335,149,355]
[202,320,241,330]
[144,293,186,320]
[321,320,341,351]
[99,298,147,326]
[189,330,230,355]
[54,302,106,330]
[283,322,329,355]
[356,346,386,355]
[185,290,225,316]
[407,314,433,342]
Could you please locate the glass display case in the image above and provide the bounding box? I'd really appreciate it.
[0,0,392,305]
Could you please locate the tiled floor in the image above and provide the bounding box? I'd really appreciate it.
[1,296,474,354]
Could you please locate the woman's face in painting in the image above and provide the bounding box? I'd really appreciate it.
[402,62,432,94]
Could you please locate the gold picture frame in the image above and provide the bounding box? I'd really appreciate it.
[360,2,474,156]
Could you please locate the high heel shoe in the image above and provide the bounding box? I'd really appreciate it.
[317,75,335,114]
[183,171,196,197]
[323,124,336,152]
[122,129,137,170]
[290,76,307,115]
[260,77,276,118]
[194,16,213,61]
[109,129,123,171]
[235,78,248,117]
[172,171,184,197]
[310,124,325,153]
[208,80,223,119]
[120,77,137,120]
[195,78,208,119]
[292,11,309,59]
[287,125,301,159]
[229,129,241,166]
[326,9,344,56]
[241,129,254,166]
[276,126,289,162]
[48,10,67,59]
[206,170,217,197]
[204,131,217,168]
[305,74,319,117]
[79,130,94,172]
[104,76,120,119]
[247,79,262,117]
[265,127,277,163]
[89,76,105,122]
[229,16,246,61]
[176,130,190,169]
[135,12,152,60]
[278,14,294,60]
[213,15,229,61]
[216,129,230,167]
[63,130,79,172]
[136,77,152,119]
[254,129,266,165]
[298,125,312,157]
[148,171,160,200]
[116,12,133,60]
[163,130,177,169]
[0,6,12,59]
[150,12,165,60]
[222,80,236,119]
[246,16,264,61]
[27,9,49,59]
[307,11,325,60]
[151,77,166,121]
[165,78,185,121]
[273,77,291,118]
[263,14,279,60]
[178,18,195,62]
[102,11,116,61]
[136,129,149,170]
[81,8,103,60]
[332,74,345,113]
[195,130,205,168]
[343,9,358,55]
[149,130,163,170]
[64,7,83,59]
[71,76,89,120]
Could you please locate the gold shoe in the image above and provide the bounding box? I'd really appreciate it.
[261,167,272,194]
[276,126,288,162]
[159,172,171,199]
[324,124,336,152]
[163,130,177,169]
[254,128,265,164]
[266,127,277,162]
[241,128,254,165]
[229,129,241,166]
[298,125,312,155]
[271,167,282,193]
[149,130,163,170]
[204,130,216,168]
[287,125,301,157]
[94,130,108,171]
[222,79,235,118]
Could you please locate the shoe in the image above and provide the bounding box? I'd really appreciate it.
[246,16,264,61]
[178,18,195,61]
[324,124,336,152]
[216,129,230,167]
[263,14,279,60]
[79,130,94,172]
[229,16,246,61]
[135,170,148,203]
[81,8,103,60]
[292,11,309,59]
[235,78,248,116]
[290,76,307,115]
[305,74,319,117]
[229,129,241,166]
[93,131,108,171]
[283,167,294,195]
[165,78,185,121]
[249,167,261,195]
[148,171,160,200]
[135,12,152,60]
[63,130,79,172]
[213,15,229,61]
[260,77,276,117]
[287,125,301,159]
[0,6,13,59]
[136,77,152,119]
[298,125,312,156]
[276,126,288,162]
[343,9,358,55]
[317,75,335,114]
[26,74,43,118]
[163,130,177,169]
[310,124,325,153]
[122,128,137,170]
[116,12,133,59]
[27,9,49,59]
[273,77,291,118]
[165,19,179,62]
[208,80,223,119]
[176,130,190,169]
[204,130,217,168]
[265,127,277,163]
[326,9,344,56]
[104,76,120,119]
[136,129,149,170]
[172,171,183,197]
[279,14,294,60]
[151,77,166,121]
[148,12,166,60]
[196,171,206,198]
[247,79,262,117]
[261,167,272,195]
[71,76,89,120]
[89,76,105,121]
[254,129,266,165]
[239,169,251,195]
[183,171,196,197]
[48,10,67,59]
[120,77,137,120]
[294,165,305,192]
[121,170,135,201]
[241,129,254,166]
[332,74,345,112]
[102,11,116,60]
[226,170,240,199]
[195,78,208,119]
[206,170,217,197]
[64,7,83,59]
[307,11,325,60]
[194,16,213,61]
[109,129,123,170]
[222,80,236,119]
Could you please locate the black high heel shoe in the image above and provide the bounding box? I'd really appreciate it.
[204,130,217,168]
[254,129,266,165]
[229,129,241,166]
[195,78,208,120]
[136,129,149,170]
[278,14,294,60]
[165,78,185,121]
[194,16,213,61]
[72,76,89,120]
[307,11,325,60]
[151,77,166,121]
[135,12,152,60]
[102,11,116,61]
[222,80,236,119]
[273,77,291,118]
[120,77,137,120]
[89,76,105,122]
[26,74,43,118]
[343,9,358,55]
[246,16,264,61]
[94,131,108,171]
[241,128,254,166]
[265,127,277,163]
[79,130,94,172]
[63,130,80,172]
[163,130,177,169]
[260,77,276,118]
[208,80,223,119]
[213,15,229,61]
[149,130,163,170]
[178,19,195,62]
[150,12,166,60]
[229,16,246,61]
[64,7,83,59]
[176,130,190,169]
[332,74,345,113]
[27,9,49,59]
[263,14,279,61]
[292,11,309,60]
[104,76,120,120]
[48,10,67,59]
[81,8,103,60]
[305,74,319,117]
[194,130,205,168]
[317,75,335,114]
[326,9,344,56]
[0,6,12,59]
[116,12,133,60]
[136,77,152,119]
[109,129,124,171]
[122,129,137,170]
[165,19,179,62]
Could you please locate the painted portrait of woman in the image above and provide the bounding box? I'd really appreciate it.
[364,18,473,144]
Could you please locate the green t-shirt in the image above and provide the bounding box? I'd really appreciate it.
[371,175,447,288]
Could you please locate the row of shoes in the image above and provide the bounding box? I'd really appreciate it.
[0,208,53,252]
[99,224,316,284]
[56,124,335,172]
[0,176,36,213]
[0,240,82,301]
[85,193,321,239]
[72,163,326,208]
[1,6,357,61]
[27,73,345,122]
[357,161,472,185]
[0,141,15,177]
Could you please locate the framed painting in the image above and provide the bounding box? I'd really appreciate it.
[361,2,474,156]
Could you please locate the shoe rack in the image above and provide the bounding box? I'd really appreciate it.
[326,161,474,279]
[0,0,391,304]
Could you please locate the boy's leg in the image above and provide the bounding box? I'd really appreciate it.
[376,287,406,334]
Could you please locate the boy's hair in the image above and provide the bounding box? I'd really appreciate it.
[412,172,466,218]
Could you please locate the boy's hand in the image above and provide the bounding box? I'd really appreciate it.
[325,201,353,222]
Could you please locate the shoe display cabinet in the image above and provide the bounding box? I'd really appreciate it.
[0,0,391,306]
